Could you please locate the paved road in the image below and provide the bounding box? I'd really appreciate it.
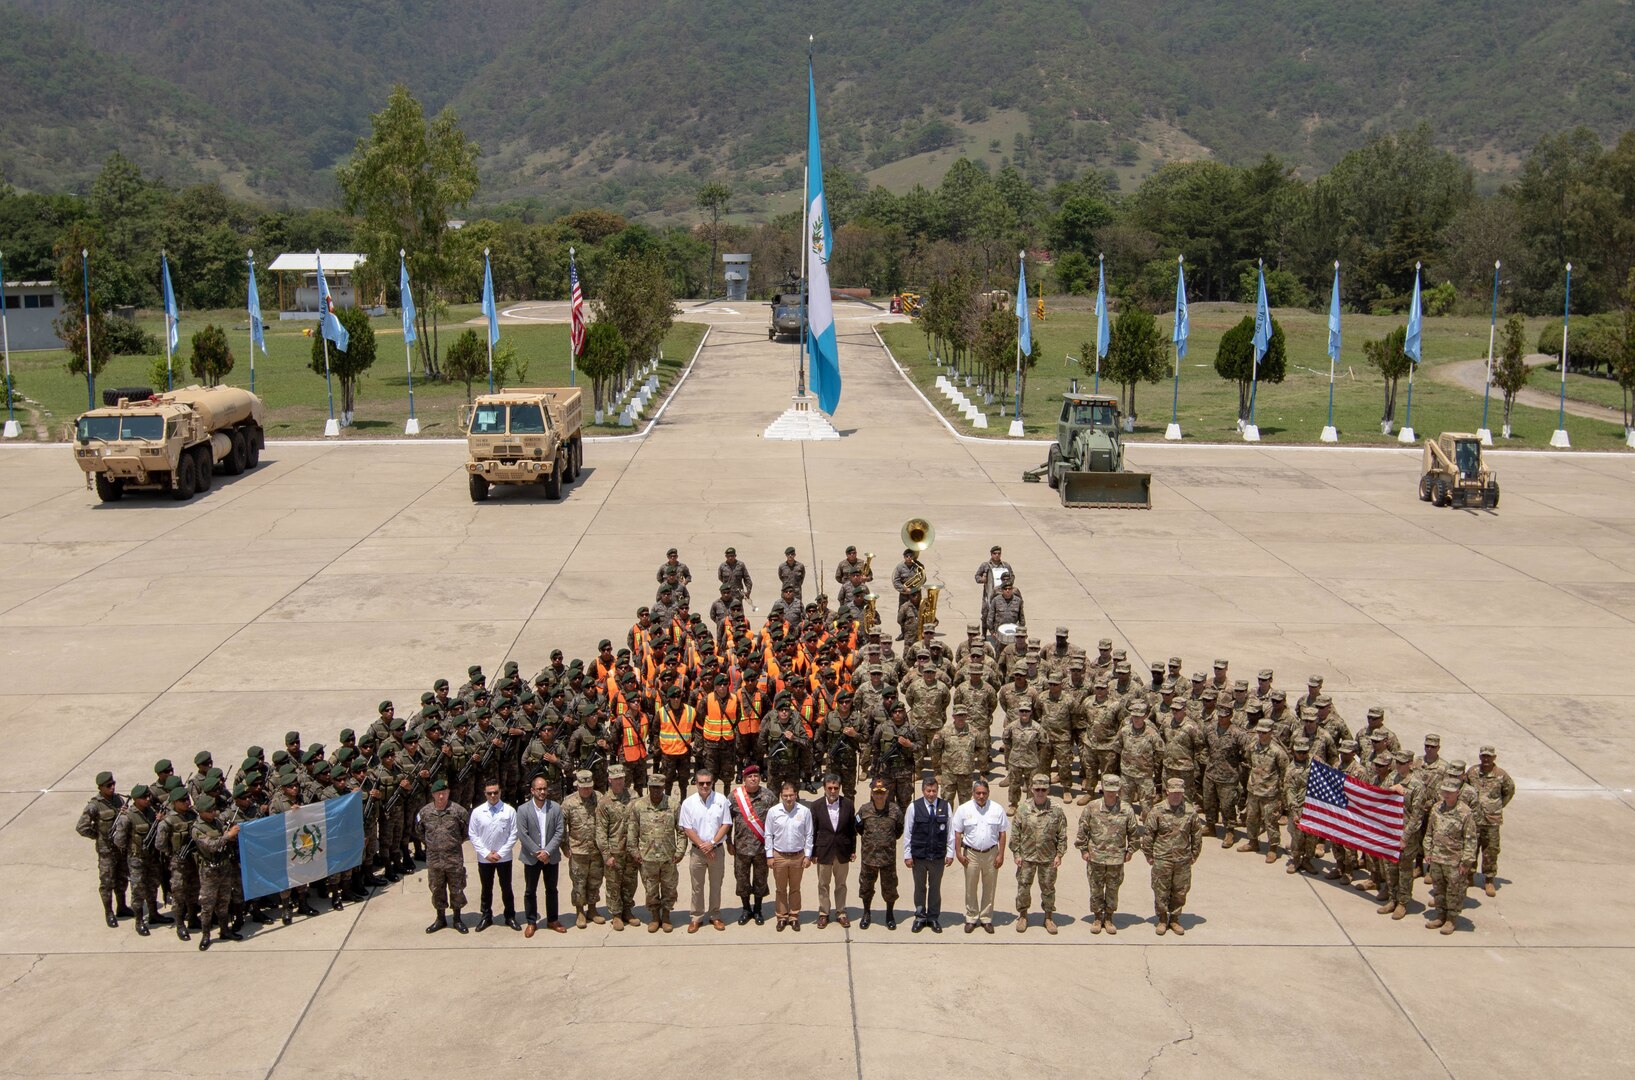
[1430,353,1626,425]
[2,303,1633,1078]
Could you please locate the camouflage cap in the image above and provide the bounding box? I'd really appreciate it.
[1257,669,1274,681]
[1031,774,1051,787]
[1100,774,1122,790]
[1372,752,1392,767]
[952,702,969,716]
[1367,706,1384,720]
[1054,625,1069,637]
[1128,700,1149,715]
[1369,729,1390,742]
[1168,656,1183,668]
[1191,671,1206,683]
[1269,689,1286,702]
[1308,675,1323,688]
[1114,662,1131,673]
[1046,671,1063,684]
[1232,679,1249,691]
[1213,658,1228,669]
[1338,738,1358,752]
[647,773,667,787]
[1070,655,1086,669]
[1393,750,1414,764]
[1313,695,1332,707]
[966,622,980,634]
[607,764,626,780]
[1423,733,1441,746]
[1448,760,1467,772]
[1292,737,1311,751]
[1440,778,1462,793]
[1016,701,1033,713]
[1165,778,1186,793]
[1479,745,1496,757]
[1098,638,1113,650]
[574,770,594,787]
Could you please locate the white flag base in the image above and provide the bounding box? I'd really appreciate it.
[403,417,421,436]
[1320,425,1338,443]
[1476,428,1493,446]
[1397,426,1416,444]
[2,419,19,439]
[972,413,988,429]
[1007,419,1025,438]
[1550,428,1571,448]
[1241,424,1260,442]
[619,410,634,427]
[763,394,840,440]
[1164,422,1183,441]
[323,418,340,438]
[1626,428,1635,449]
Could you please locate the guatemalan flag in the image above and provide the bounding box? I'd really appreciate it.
[805,60,841,415]
[239,792,364,900]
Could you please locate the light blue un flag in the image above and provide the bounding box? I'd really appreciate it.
[315,251,350,352]
[481,251,500,348]
[1172,258,1189,360]
[239,792,364,901]
[1015,255,1031,357]
[161,254,179,354]
[1252,262,1272,364]
[400,256,418,346]
[1404,264,1422,364]
[246,253,266,354]
[1095,255,1109,361]
[1327,264,1342,363]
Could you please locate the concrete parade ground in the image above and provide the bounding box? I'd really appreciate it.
[2,301,1633,1079]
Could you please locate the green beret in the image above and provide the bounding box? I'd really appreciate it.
[193,751,212,767]
[195,794,216,812]
[246,746,263,759]
[278,771,300,787]
[420,692,436,704]
[378,741,400,757]
[379,700,394,713]
[311,761,331,777]
[468,665,483,678]
[300,748,320,764]
[130,784,150,799]
[284,731,301,746]
[271,750,291,766]
[95,770,114,786]
[164,775,185,791]
[335,747,355,764]
[170,788,191,804]
[338,729,354,742]
[434,678,449,691]
[205,768,223,780]
[232,782,249,798]
[154,759,173,774]
[430,778,448,792]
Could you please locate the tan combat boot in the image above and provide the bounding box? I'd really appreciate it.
[1168,917,1184,936]
[1155,918,1167,936]
[574,908,587,930]
[1376,899,1396,915]
[647,916,661,934]
[1484,879,1497,897]
[1075,794,1091,806]
[1424,912,1445,930]
[1440,917,1457,935]
[1104,915,1118,936]
[1090,915,1103,934]
[1236,840,1255,853]
[1264,846,1279,864]
[609,915,625,931]
[590,909,606,925]
[1390,904,1407,920]
[1044,914,1058,935]
[1016,914,1027,933]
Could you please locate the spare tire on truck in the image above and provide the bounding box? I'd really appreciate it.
[103,387,155,406]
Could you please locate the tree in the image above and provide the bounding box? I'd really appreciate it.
[337,85,479,380]
[1214,314,1287,422]
[53,224,110,405]
[188,324,234,387]
[1492,314,1529,437]
[577,321,629,415]
[1105,307,1167,423]
[308,306,377,421]
[1362,325,1413,429]
[594,255,675,386]
[696,181,732,295]
[1615,271,1635,435]
[442,329,486,403]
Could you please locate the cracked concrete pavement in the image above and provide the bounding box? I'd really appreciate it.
[3,301,1634,1078]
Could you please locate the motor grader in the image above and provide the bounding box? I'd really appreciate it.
[1419,432,1498,509]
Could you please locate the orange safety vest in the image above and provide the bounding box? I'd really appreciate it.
[701,694,738,741]
[657,705,695,756]
[736,689,763,735]
[617,705,649,763]
[796,699,818,739]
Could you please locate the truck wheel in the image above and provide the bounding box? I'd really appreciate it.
[94,474,124,503]
[193,447,213,493]
[573,437,583,475]
[543,454,564,500]
[244,424,262,469]
[221,430,246,476]
[172,455,197,501]
[103,386,154,406]
[562,440,578,483]
[1046,445,1061,490]
[468,474,490,503]
[1418,474,1433,502]
[1432,477,1451,507]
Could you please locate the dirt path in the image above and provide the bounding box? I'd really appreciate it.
[1430,353,1626,425]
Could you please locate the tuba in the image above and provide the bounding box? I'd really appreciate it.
[899,518,939,635]
[862,552,874,580]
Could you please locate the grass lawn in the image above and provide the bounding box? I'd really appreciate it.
[4,305,703,440]
[879,303,1632,450]
[1526,364,1632,420]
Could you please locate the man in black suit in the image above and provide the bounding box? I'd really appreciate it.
[902,774,954,932]
[809,773,857,928]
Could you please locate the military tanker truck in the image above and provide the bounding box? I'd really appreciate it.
[73,385,266,503]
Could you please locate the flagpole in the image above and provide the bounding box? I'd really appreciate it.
[1398,261,1420,444]
[246,250,257,396]
[1478,260,1499,445]
[799,164,809,400]
[0,249,16,438]
[1013,250,1025,424]
[1551,262,1572,448]
[1322,260,1339,442]
[568,247,577,387]
[1167,254,1183,440]
[161,250,173,391]
[82,248,94,411]
[1248,259,1261,434]
[1094,253,1104,395]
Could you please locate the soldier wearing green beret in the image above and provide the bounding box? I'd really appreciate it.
[155,787,199,939]
[189,794,241,950]
[417,778,470,934]
[75,770,131,927]
[111,783,164,935]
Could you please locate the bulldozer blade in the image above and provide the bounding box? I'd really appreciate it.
[1059,470,1152,509]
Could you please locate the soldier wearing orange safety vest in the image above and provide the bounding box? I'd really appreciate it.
[655,686,696,798]
[698,676,739,793]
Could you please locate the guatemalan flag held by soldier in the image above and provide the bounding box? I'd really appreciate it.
[315,251,350,352]
[240,791,364,901]
[805,59,841,415]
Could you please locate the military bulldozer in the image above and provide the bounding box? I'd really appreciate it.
[1022,393,1152,508]
[1419,432,1498,509]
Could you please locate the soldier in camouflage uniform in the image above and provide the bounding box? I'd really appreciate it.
[1323,739,1366,883]
[1282,738,1315,874]
[874,703,919,809]
[954,662,1000,775]
[728,766,776,925]
[75,771,131,927]
[1001,701,1045,813]
[1035,672,1078,802]
[595,765,640,929]
[904,655,952,775]
[1357,753,1398,900]
[373,744,413,878]
[1160,697,1204,805]
[1143,777,1204,935]
[417,779,470,933]
[629,773,684,932]
[1114,702,1165,814]
[1080,678,1122,788]
[1382,750,1430,919]
[822,692,864,801]
[856,779,903,929]
[1076,775,1141,934]
[189,794,242,950]
[1424,778,1478,934]
[931,705,981,806]
[560,771,605,927]
[1011,774,1067,933]
[1238,720,1288,862]
[1465,746,1515,895]
[156,787,200,939]
[110,784,165,935]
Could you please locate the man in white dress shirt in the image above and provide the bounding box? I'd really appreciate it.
[468,781,520,931]
[951,778,1008,933]
[763,780,813,930]
[678,769,733,933]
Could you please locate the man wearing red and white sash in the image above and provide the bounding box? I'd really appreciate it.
[729,766,778,925]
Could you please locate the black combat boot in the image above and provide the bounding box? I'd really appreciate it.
[148,910,174,925]
[134,905,150,936]
[187,913,201,931]
[859,906,872,929]
[737,897,752,925]
[198,927,212,951]
[114,893,135,918]
[425,912,447,934]
[885,905,897,930]
[219,924,242,942]
[753,896,765,925]
[175,909,191,941]
[451,909,469,934]
[280,900,293,926]
[102,896,118,929]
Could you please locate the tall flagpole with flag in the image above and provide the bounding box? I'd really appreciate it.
[1167,254,1187,440]
[400,250,419,434]
[481,248,499,394]
[1398,262,1422,444]
[1478,260,1499,445]
[1245,259,1270,441]
[1094,253,1108,394]
[1009,251,1029,437]
[246,250,265,396]
[1551,262,1572,448]
[569,247,585,388]
[82,248,94,411]
[315,250,349,437]
[161,251,179,391]
[1322,261,1341,442]
[0,248,16,438]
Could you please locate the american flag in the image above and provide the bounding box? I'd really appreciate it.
[1298,759,1405,862]
[569,253,586,358]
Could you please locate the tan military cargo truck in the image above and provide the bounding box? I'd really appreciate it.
[462,387,584,502]
[73,385,266,502]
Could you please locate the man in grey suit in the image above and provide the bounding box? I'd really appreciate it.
[517,774,567,935]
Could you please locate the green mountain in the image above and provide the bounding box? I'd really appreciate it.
[1,0,1630,210]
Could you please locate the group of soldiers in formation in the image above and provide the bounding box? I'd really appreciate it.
[76,543,1518,944]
